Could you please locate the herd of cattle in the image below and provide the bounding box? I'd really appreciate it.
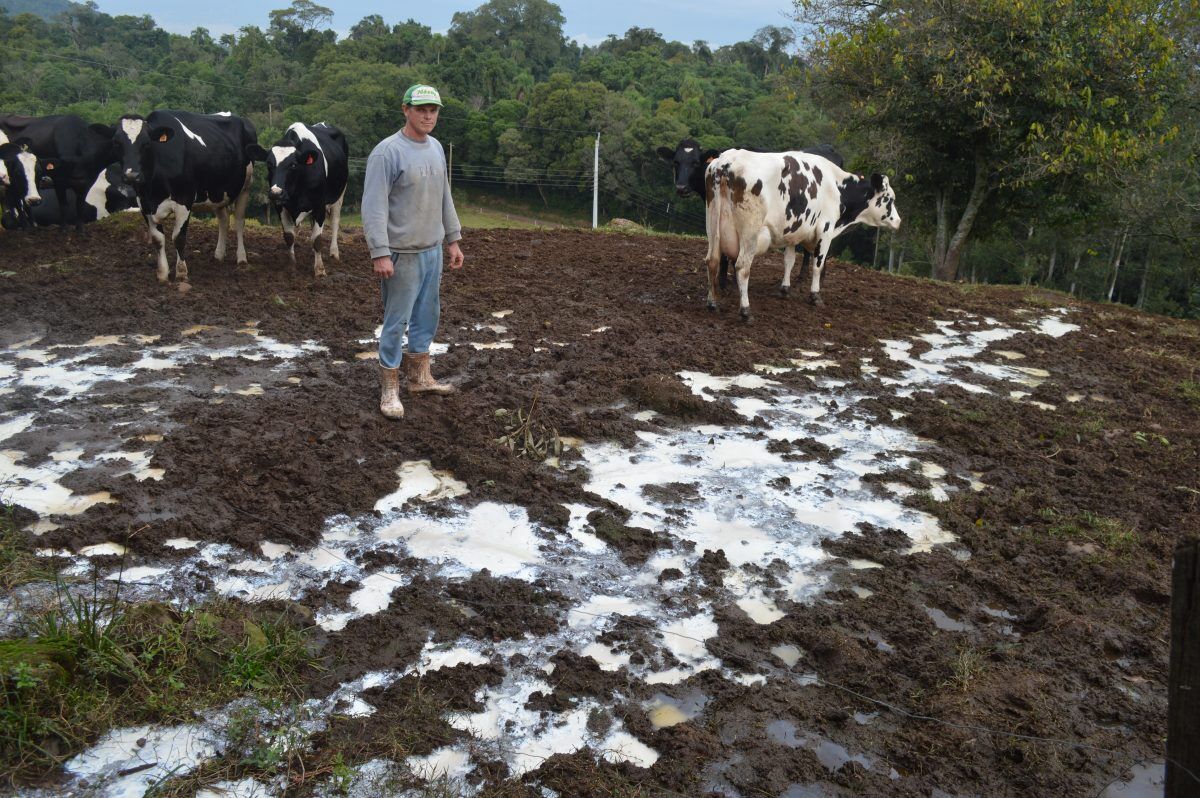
[2,110,901,318]
[0,111,348,280]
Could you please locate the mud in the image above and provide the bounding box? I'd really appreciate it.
[2,217,1198,797]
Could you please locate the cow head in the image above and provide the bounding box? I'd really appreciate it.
[658,138,721,197]
[866,173,901,231]
[83,163,139,220]
[39,157,60,189]
[265,140,322,205]
[836,172,901,233]
[0,140,43,206]
[114,115,175,187]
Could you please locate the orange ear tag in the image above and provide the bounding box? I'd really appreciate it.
[158,133,169,142]
[46,163,55,170]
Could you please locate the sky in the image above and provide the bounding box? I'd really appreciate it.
[93,0,800,48]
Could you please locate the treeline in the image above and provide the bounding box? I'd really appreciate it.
[0,1,821,232]
[1,0,1197,317]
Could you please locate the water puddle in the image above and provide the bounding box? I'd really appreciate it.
[1100,761,1165,797]
[771,644,803,668]
[924,606,973,632]
[644,690,708,728]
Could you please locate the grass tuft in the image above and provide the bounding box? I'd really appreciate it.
[1,580,319,784]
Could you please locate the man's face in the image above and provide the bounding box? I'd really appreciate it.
[403,104,440,136]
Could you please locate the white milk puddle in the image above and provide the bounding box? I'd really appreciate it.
[36,310,1081,796]
[0,327,325,526]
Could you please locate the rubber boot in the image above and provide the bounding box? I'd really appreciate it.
[403,352,455,394]
[379,364,405,418]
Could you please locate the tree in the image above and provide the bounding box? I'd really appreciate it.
[448,0,566,80]
[799,0,1184,281]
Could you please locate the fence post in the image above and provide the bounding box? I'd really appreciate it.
[592,132,600,229]
[1167,538,1200,797]
[447,143,453,188]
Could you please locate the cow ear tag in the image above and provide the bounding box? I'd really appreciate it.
[45,162,54,171]
[158,132,169,142]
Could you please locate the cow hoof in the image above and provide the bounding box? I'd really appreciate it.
[706,301,717,312]
[809,293,824,306]
[779,285,790,298]
[740,309,751,322]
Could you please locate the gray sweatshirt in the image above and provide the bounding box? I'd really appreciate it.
[361,130,462,258]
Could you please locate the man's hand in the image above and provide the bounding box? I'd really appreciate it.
[447,241,464,270]
[373,255,394,278]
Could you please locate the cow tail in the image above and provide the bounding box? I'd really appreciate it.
[704,161,722,267]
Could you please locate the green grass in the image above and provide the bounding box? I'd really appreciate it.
[0,580,318,783]
[1181,380,1200,408]
[1036,508,1138,554]
[0,509,52,591]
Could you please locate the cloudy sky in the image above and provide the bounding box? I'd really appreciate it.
[94,0,800,47]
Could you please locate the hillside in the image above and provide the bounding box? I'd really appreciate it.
[0,0,75,20]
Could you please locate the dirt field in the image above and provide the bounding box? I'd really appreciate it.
[1,216,1197,797]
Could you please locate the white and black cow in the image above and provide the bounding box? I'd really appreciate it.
[264,122,349,277]
[0,140,43,230]
[4,164,138,229]
[659,138,845,289]
[704,150,900,320]
[0,115,118,233]
[114,110,265,282]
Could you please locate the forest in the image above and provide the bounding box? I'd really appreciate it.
[1,0,1197,317]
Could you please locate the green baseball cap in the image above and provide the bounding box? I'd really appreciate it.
[403,84,443,107]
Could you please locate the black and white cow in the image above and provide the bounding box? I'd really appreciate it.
[0,140,43,230]
[0,115,118,233]
[3,163,138,229]
[113,110,265,282]
[264,122,349,277]
[704,150,900,320]
[659,138,845,289]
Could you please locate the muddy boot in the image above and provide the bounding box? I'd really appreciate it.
[379,364,405,419]
[403,352,455,395]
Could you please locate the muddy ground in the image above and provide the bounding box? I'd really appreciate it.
[1,215,1198,797]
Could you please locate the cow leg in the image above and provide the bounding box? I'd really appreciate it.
[280,208,297,268]
[214,206,229,262]
[718,255,730,290]
[235,165,254,264]
[328,191,344,262]
[171,206,192,282]
[780,246,797,297]
[310,209,327,278]
[145,215,172,282]
[73,190,88,236]
[54,184,70,231]
[736,249,756,321]
[705,252,721,311]
[809,239,831,306]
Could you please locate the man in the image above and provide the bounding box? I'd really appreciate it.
[362,84,465,420]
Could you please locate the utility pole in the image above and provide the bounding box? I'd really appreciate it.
[592,132,600,229]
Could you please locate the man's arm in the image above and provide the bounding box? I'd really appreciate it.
[362,144,398,265]
[441,151,463,270]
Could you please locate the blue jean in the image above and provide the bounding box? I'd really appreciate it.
[378,245,442,369]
